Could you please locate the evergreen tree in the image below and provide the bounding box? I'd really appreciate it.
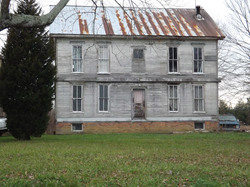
[0,0,56,140]
[219,100,232,114]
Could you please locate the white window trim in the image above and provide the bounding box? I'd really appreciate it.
[71,123,83,132]
[193,47,204,74]
[98,84,110,113]
[72,45,83,73]
[72,85,84,113]
[193,85,205,113]
[168,85,179,112]
[168,47,179,74]
[98,45,110,74]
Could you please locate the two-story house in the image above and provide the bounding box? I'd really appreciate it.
[50,6,224,134]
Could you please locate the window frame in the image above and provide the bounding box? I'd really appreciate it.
[72,45,83,73]
[168,47,178,73]
[193,85,205,112]
[72,85,83,112]
[133,48,145,61]
[193,47,204,73]
[71,123,83,132]
[98,45,110,74]
[168,85,179,112]
[194,122,205,130]
[98,84,109,112]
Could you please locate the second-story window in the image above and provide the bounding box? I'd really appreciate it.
[133,49,144,60]
[132,48,145,73]
[72,46,82,72]
[194,47,203,73]
[98,45,110,73]
[169,85,178,112]
[169,47,178,73]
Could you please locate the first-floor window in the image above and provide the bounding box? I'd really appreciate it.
[73,85,82,112]
[194,85,204,111]
[169,85,178,112]
[99,84,109,112]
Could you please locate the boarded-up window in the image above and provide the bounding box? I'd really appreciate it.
[72,46,82,72]
[132,48,145,73]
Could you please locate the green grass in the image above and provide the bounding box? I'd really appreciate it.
[0,133,249,186]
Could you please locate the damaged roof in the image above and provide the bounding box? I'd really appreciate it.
[50,6,224,39]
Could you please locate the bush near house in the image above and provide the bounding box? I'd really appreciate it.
[0,133,249,186]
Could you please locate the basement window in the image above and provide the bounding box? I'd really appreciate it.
[194,122,205,130]
[72,123,83,132]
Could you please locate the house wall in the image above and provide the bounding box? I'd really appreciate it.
[55,37,219,133]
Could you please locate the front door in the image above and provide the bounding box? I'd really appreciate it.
[132,89,145,119]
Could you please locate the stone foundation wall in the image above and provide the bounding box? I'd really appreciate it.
[56,121,218,134]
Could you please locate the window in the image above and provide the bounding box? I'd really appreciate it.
[133,49,144,60]
[72,46,82,72]
[194,122,205,130]
[169,47,178,73]
[72,123,83,131]
[194,85,204,111]
[73,85,82,112]
[169,85,178,112]
[98,45,110,73]
[194,47,203,73]
[99,85,109,112]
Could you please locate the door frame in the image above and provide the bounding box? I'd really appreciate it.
[131,88,146,120]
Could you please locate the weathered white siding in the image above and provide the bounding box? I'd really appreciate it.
[55,37,219,123]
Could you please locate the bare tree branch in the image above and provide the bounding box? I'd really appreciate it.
[0,0,69,30]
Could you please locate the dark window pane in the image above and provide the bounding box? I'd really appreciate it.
[169,48,173,59]
[195,122,204,129]
[73,86,77,98]
[134,49,144,59]
[77,99,81,111]
[174,48,177,59]
[78,86,81,98]
[72,123,82,131]
[73,99,76,111]
[104,99,108,111]
[100,85,103,98]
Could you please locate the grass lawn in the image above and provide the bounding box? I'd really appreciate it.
[0,133,249,186]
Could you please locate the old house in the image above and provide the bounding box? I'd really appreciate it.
[50,6,224,134]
